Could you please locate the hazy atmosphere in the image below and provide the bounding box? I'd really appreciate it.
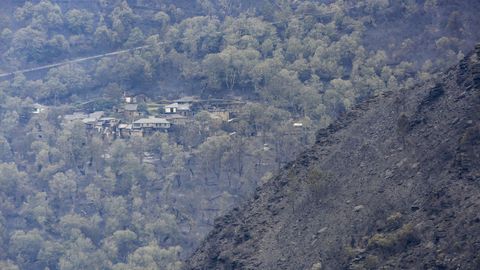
[0,0,480,269]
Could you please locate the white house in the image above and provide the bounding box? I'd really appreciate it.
[165,103,192,116]
[165,103,178,113]
[32,103,47,114]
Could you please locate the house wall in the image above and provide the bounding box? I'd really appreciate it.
[125,111,141,118]
[166,107,177,113]
[178,110,193,117]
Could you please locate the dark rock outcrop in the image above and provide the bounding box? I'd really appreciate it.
[184,45,480,270]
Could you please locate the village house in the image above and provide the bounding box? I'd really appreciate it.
[96,117,119,137]
[124,95,136,104]
[132,117,171,136]
[164,103,192,116]
[59,95,246,140]
[164,114,188,125]
[31,103,48,114]
[124,93,149,104]
[82,117,97,130]
[64,111,102,127]
[133,117,171,129]
[63,112,89,123]
[97,117,118,128]
[64,111,114,131]
[118,123,133,138]
[164,103,178,114]
[164,103,175,114]
[123,103,141,119]
[89,111,105,120]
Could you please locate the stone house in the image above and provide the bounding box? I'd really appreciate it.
[124,104,141,119]
[132,117,171,136]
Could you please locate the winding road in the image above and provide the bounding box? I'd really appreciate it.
[0,45,152,80]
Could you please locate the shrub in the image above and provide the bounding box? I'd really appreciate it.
[367,223,418,252]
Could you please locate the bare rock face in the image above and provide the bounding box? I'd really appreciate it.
[184,46,480,270]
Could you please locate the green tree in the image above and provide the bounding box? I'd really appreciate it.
[126,244,182,270]
[174,16,221,58]
[37,240,64,270]
[110,1,138,40]
[103,196,130,234]
[65,9,95,34]
[0,136,13,162]
[15,0,64,30]
[45,34,70,59]
[9,230,44,265]
[116,153,142,194]
[203,46,260,91]
[103,230,138,262]
[0,28,13,49]
[0,163,26,200]
[94,24,119,48]
[42,64,91,100]
[57,121,89,171]
[153,11,170,32]
[59,235,109,270]
[95,53,152,87]
[48,171,77,209]
[196,135,231,183]
[124,27,145,48]
[19,192,53,228]
[9,26,47,63]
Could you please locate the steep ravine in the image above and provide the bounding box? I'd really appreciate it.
[184,44,480,270]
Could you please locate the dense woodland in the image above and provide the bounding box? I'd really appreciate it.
[0,0,479,269]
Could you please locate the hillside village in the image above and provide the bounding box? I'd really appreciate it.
[2,0,480,269]
[53,94,246,139]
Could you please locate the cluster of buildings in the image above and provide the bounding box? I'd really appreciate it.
[63,110,176,139]
[60,94,245,139]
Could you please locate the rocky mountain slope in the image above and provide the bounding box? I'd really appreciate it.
[184,44,480,270]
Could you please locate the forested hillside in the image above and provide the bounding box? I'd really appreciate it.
[0,0,479,269]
